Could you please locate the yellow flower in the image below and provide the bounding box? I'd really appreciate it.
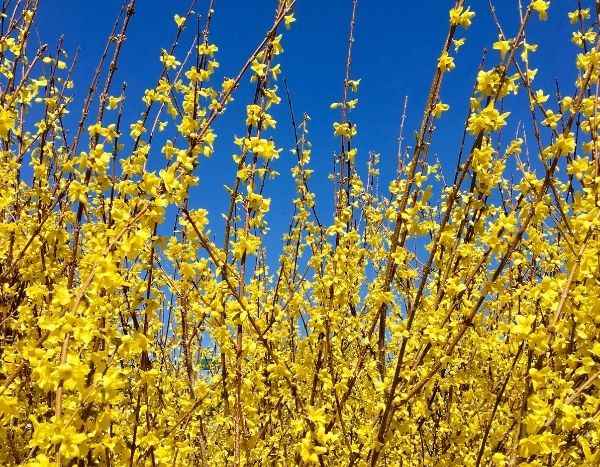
[198,43,219,56]
[541,109,561,129]
[251,60,267,77]
[51,284,71,307]
[129,120,146,139]
[284,13,296,29]
[173,14,186,27]
[432,102,449,118]
[160,49,180,69]
[531,0,550,21]
[25,454,56,467]
[550,132,576,156]
[505,138,523,155]
[0,106,16,138]
[449,5,475,28]
[493,39,511,58]
[531,89,549,110]
[299,432,326,464]
[333,122,357,138]
[467,102,510,134]
[232,231,261,259]
[437,51,455,72]
[568,8,590,24]
[106,95,123,110]
[452,37,465,51]
[346,78,361,92]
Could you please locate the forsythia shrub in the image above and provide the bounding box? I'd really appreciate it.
[0,0,599,465]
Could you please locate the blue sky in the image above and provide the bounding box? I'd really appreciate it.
[37,0,579,258]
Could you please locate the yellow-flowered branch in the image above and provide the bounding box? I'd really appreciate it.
[0,0,599,466]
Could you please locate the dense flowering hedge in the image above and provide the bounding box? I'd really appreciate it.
[0,0,599,465]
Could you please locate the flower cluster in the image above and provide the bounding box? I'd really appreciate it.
[1,1,599,466]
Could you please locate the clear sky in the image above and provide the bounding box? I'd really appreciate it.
[36,0,579,257]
